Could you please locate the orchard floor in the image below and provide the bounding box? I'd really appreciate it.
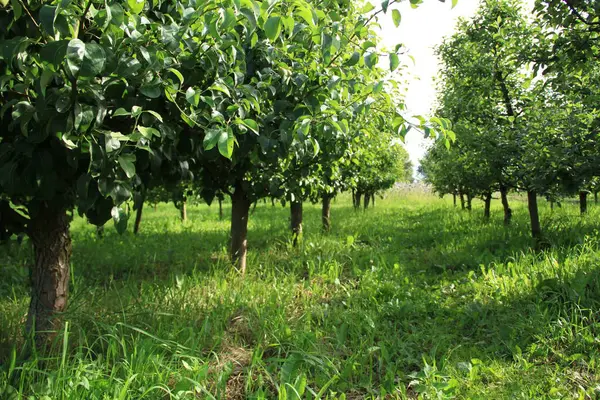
[2,190,600,399]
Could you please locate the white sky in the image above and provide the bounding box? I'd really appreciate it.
[378,0,482,172]
[377,0,536,174]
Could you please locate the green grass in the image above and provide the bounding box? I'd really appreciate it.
[1,191,600,399]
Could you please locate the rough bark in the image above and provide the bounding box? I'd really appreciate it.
[483,192,492,221]
[290,200,303,247]
[363,193,371,209]
[26,204,72,349]
[133,196,145,235]
[580,191,588,215]
[230,184,250,274]
[500,185,512,225]
[527,190,542,240]
[322,195,332,232]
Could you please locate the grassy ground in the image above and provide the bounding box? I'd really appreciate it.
[1,190,600,399]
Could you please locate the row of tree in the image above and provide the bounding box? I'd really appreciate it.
[421,0,600,240]
[0,0,439,348]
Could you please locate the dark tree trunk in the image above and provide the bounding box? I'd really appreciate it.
[550,200,554,211]
[271,198,275,207]
[363,193,371,209]
[180,199,187,222]
[466,194,472,211]
[133,196,145,235]
[322,195,332,232]
[459,192,465,210]
[230,183,250,274]
[453,193,457,207]
[527,190,542,240]
[371,193,375,208]
[26,204,72,349]
[580,191,588,215]
[290,200,303,247]
[500,185,512,225]
[483,192,492,221]
[354,191,362,210]
[219,198,223,220]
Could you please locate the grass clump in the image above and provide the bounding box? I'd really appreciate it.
[1,192,600,399]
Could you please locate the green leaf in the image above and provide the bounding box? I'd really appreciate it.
[208,82,231,97]
[140,84,161,98]
[118,154,136,178]
[218,129,235,159]
[452,0,458,9]
[10,0,21,20]
[137,126,160,139]
[143,110,163,123]
[346,52,360,66]
[80,43,106,77]
[381,0,390,13]
[39,5,57,35]
[296,5,316,27]
[113,108,130,117]
[185,87,200,106]
[66,40,105,78]
[40,69,54,97]
[167,68,184,87]
[40,40,69,69]
[127,0,144,14]
[66,39,85,77]
[361,2,375,13]
[364,52,378,69]
[203,128,220,150]
[389,53,399,72]
[238,119,259,134]
[392,9,401,27]
[264,16,282,42]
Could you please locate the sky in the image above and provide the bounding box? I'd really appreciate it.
[378,0,482,172]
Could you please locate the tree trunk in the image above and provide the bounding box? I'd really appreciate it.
[322,195,332,232]
[180,199,187,222]
[580,191,588,215]
[363,193,371,209]
[230,183,250,274]
[26,204,72,349]
[483,192,492,221]
[500,185,512,225]
[133,196,145,235]
[527,190,542,240]
[290,200,303,247]
[466,194,472,211]
[371,193,375,208]
[453,193,457,207]
[355,191,362,210]
[459,192,465,210]
[219,198,223,220]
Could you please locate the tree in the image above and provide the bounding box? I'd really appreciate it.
[0,0,268,347]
